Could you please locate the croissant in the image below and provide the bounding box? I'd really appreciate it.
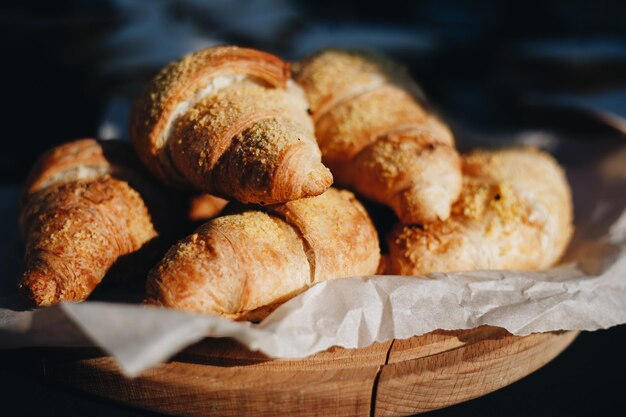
[387,148,574,275]
[187,193,229,222]
[146,188,380,320]
[18,139,176,306]
[130,45,333,205]
[293,49,462,224]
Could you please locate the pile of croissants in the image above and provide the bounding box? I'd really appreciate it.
[17,46,573,321]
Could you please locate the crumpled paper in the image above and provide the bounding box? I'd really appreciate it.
[1,140,625,377]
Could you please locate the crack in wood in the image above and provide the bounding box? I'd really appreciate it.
[370,339,395,417]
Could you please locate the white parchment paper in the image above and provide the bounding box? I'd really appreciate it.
[1,139,625,377]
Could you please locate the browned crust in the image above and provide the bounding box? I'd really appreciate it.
[347,129,462,224]
[165,82,332,203]
[146,210,311,317]
[146,188,381,320]
[188,194,229,222]
[268,188,381,283]
[19,177,157,306]
[315,86,452,172]
[209,119,333,204]
[19,139,181,307]
[293,48,426,121]
[23,138,113,198]
[20,138,124,237]
[130,46,290,186]
[294,49,461,225]
[386,148,574,275]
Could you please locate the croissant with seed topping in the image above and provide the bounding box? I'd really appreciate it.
[18,139,179,306]
[387,147,574,275]
[146,188,380,321]
[131,45,332,205]
[294,49,462,224]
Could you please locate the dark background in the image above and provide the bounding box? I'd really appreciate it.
[1,0,626,415]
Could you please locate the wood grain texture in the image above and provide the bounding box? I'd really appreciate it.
[37,328,578,417]
[375,328,579,416]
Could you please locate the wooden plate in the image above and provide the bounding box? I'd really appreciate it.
[37,327,577,416]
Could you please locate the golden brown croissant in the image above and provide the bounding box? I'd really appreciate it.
[293,50,462,224]
[18,139,177,306]
[146,188,380,320]
[130,45,333,205]
[387,148,574,275]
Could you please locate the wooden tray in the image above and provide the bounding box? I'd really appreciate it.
[37,327,577,416]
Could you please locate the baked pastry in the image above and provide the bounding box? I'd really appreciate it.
[293,49,462,224]
[18,139,178,306]
[130,45,332,205]
[188,193,229,222]
[387,147,574,275]
[146,188,380,320]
